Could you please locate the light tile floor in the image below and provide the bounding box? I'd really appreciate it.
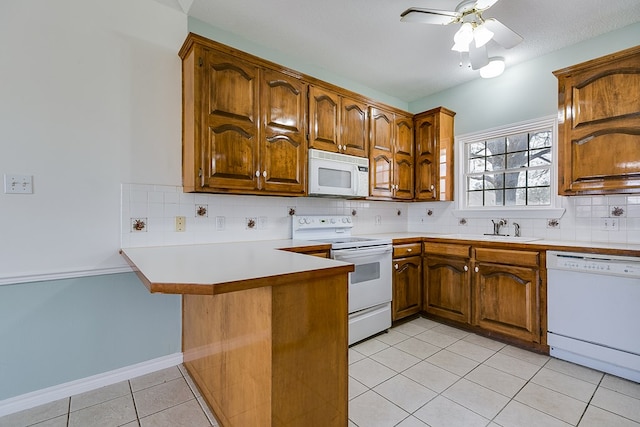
[2,317,639,427]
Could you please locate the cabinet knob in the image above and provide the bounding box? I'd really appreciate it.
[430,185,435,190]
[262,170,267,177]
[474,266,479,273]
[464,265,468,271]
[394,263,399,269]
[407,248,412,252]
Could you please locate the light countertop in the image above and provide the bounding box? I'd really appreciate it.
[120,239,351,295]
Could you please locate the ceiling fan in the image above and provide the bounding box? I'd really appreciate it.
[400,0,523,73]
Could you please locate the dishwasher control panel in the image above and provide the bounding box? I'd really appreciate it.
[547,251,640,278]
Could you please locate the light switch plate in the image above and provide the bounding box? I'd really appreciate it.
[4,174,33,194]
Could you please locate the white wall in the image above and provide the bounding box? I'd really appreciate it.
[0,0,186,403]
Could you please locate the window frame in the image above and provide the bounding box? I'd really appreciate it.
[453,115,565,219]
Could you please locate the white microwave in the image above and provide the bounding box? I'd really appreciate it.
[308,149,369,198]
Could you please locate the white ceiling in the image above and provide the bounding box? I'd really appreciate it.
[157,0,640,103]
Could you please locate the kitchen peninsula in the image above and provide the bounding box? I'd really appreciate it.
[121,240,354,427]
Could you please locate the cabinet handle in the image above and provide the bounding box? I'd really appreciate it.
[474,266,479,273]
[394,263,399,269]
[464,265,468,271]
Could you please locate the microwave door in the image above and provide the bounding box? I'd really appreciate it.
[314,163,356,196]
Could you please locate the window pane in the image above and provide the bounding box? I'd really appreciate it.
[469,158,485,173]
[484,173,504,189]
[504,171,525,188]
[528,187,551,205]
[486,138,506,155]
[506,134,528,153]
[468,142,486,158]
[484,190,502,206]
[530,148,552,166]
[468,176,483,191]
[506,152,527,169]
[486,155,505,171]
[468,191,483,207]
[530,131,552,148]
[528,168,550,187]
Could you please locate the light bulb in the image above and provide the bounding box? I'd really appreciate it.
[480,57,505,78]
[453,22,474,46]
[473,23,494,48]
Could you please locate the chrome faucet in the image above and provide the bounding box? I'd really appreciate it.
[513,222,521,237]
[491,219,507,235]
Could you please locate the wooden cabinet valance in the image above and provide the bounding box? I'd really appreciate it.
[554,45,640,195]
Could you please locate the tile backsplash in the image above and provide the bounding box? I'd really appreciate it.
[121,184,640,248]
[120,184,406,248]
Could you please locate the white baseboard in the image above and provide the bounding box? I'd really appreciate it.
[0,353,183,417]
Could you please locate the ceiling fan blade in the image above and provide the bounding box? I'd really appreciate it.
[469,43,489,70]
[484,18,523,49]
[400,8,459,25]
[474,0,500,11]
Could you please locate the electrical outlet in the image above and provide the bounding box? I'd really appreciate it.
[602,218,619,231]
[175,216,186,232]
[4,174,33,194]
[216,216,225,231]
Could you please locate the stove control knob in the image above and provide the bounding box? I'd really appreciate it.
[342,217,348,223]
[304,218,311,224]
[298,218,305,225]
[330,218,336,224]
[347,217,352,223]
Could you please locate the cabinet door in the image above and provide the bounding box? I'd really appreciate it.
[261,69,307,194]
[473,262,540,342]
[393,256,422,321]
[308,86,340,153]
[341,96,369,157]
[555,46,640,195]
[414,112,437,201]
[394,114,414,200]
[423,255,471,323]
[369,107,394,198]
[202,49,260,191]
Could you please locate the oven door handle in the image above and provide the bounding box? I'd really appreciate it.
[332,246,392,260]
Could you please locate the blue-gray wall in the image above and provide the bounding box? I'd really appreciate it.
[0,274,180,400]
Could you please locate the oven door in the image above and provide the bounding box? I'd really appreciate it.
[332,245,392,313]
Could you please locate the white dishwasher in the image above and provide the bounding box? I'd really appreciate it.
[547,251,640,382]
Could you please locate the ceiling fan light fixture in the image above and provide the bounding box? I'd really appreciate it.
[451,41,470,52]
[453,22,474,46]
[473,23,494,48]
[480,57,505,78]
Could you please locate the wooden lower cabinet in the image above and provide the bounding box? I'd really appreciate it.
[392,255,422,321]
[473,248,541,343]
[422,243,543,348]
[422,243,471,324]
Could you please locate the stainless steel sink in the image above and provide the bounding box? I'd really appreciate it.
[440,234,541,243]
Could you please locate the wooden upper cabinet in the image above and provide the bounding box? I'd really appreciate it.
[369,108,414,199]
[201,49,261,192]
[394,114,414,200]
[180,34,306,195]
[308,86,368,157]
[260,69,307,194]
[554,45,640,195]
[414,107,456,201]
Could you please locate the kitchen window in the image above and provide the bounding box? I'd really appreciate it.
[455,116,564,218]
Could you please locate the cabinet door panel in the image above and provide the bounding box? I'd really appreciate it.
[370,108,394,198]
[309,86,340,152]
[394,116,414,200]
[261,70,307,194]
[473,263,540,342]
[414,114,437,200]
[341,97,368,157]
[423,256,470,323]
[393,256,422,321]
[204,50,260,190]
